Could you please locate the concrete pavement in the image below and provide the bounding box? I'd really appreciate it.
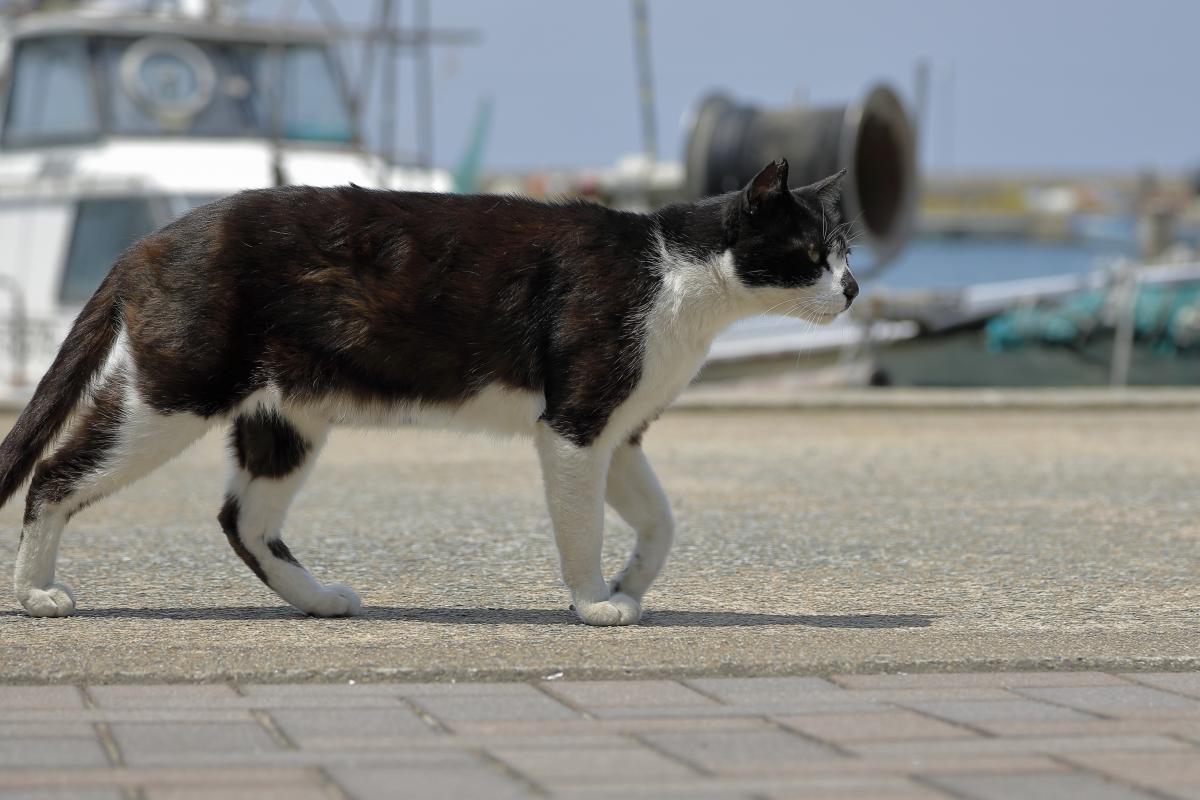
[1,404,1199,681]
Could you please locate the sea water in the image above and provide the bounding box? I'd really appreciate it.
[872,237,1135,290]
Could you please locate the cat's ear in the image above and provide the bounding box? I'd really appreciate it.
[797,168,847,217]
[741,158,789,216]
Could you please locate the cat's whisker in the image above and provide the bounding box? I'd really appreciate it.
[762,296,808,316]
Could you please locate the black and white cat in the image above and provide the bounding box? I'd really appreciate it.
[0,158,857,625]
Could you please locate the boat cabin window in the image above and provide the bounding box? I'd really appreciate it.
[60,198,158,306]
[3,35,353,147]
[3,37,101,146]
[60,196,217,306]
[280,45,353,142]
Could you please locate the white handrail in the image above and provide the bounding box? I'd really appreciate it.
[0,274,28,387]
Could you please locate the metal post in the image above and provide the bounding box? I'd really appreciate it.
[913,58,929,161]
[356,0,386,129]
[940,63,955,171]
[415,0,433,168]
[631,0,658,163]
[267,0,300,186]
[310,0,362,143]
[378,0,399,186]
[1109,262,1136,388]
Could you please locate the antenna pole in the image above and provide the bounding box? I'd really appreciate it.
[631,0,658,163]
[415,0,433,168]
[379,0,399,185]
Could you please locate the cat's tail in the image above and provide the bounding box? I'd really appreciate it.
[0,268,123,509]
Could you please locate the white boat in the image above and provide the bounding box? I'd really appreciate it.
[0,1,450,402]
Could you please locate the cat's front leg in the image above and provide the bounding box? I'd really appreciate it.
[535,423,641,626]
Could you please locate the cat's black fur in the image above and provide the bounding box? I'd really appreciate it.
[124,186,665,447]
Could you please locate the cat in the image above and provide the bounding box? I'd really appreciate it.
[0,158,857,625]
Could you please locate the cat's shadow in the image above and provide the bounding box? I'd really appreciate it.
[13,606,937,628]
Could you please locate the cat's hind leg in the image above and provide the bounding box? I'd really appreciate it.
[606,440,674,603]
[219,407,360,617]
[16,377,212,617]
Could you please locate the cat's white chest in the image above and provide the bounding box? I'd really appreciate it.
[596,251,737,443]
[599,329,715,445]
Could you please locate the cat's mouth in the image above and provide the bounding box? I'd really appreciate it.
[792,305,845,325]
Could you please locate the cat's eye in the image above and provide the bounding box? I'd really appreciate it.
[807,245,820,262]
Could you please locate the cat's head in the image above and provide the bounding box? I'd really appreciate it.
[726,159,858,324]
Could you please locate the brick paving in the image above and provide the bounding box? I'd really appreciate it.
[2,673,1200,799]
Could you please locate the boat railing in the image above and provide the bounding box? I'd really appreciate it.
[0,275,28,388]
[0,279,66,394]
[1106,260,1200,386]
[859,259,1200,387]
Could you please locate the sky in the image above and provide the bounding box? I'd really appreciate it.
[247,0,1199,176]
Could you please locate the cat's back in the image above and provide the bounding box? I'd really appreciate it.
[118,186,664,343]
[209,184,642,261]
[183,186,656,319]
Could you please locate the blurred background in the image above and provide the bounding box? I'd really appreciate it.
[1,0,1198,396]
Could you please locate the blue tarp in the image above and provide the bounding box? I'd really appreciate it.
[985,284,1200,355]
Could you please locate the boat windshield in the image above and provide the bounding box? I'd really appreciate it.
[4,35,353,147]
[2,37,100,145]
[60,195,218,306]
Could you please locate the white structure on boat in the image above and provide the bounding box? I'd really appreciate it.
[0,2,450,400]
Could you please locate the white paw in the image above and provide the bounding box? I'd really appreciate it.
[574,592,641,626]
[20,583,76,618]
[301,583,362,618]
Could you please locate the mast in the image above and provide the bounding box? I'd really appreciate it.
[631,0,658,164]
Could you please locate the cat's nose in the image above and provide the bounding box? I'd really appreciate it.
[843,276,860,305]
